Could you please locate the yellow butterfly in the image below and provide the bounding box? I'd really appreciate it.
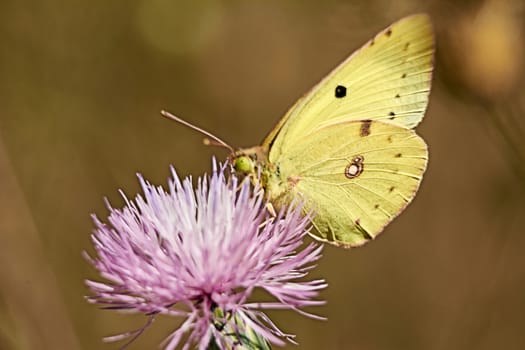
[164,14,433,248]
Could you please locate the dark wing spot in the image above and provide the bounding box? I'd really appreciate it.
[389,111,396,120]
[386,28,392,37]
[374,204,379,209]
[395,153,402,158]
[360,120,372,137]
[345,156,364,179]
[395,93,400,98]
[404,42,410,51]
[387,136,393,143]
[370,39,375,46]
[389,186,395,193]
[335,85,347,98]
[401,73,407,78]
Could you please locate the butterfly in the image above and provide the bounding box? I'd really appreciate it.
[164,14,434,248]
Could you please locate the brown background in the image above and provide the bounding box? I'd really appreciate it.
[1,0,525,349]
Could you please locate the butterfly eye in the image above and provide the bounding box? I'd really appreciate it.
[233,156,254,174]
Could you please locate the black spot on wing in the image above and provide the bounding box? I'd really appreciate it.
[395,153,402,158]
[401,73,407,78]
[360,120,372,137]
[389,111,396,120]
[386,28,392,37]
[335,85,347,98]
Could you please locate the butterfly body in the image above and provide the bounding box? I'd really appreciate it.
[232,14,434,248]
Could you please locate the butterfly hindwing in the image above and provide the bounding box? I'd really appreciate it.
[273,120,428,247]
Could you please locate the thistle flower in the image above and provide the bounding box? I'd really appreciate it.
[85,161,326,349]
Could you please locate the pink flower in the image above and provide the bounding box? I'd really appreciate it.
[85,161,326,349]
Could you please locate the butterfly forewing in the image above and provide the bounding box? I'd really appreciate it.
[266,14,433,158]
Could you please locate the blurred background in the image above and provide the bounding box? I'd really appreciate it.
[1,0,525,349]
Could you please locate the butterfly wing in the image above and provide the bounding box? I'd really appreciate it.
[271,120,428,247]
[233,15,433,247]
[265,14,433,155]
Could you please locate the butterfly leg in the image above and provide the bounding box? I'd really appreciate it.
[265,202,277,217]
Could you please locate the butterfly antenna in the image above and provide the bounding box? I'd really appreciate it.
[161,110,234,153]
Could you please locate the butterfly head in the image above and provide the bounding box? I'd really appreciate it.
[232,155,255,174]
[230,146,268,176]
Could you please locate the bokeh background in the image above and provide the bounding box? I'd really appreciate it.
[1,0,525,349]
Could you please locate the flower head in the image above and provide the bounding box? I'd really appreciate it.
[85,161,326,349]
